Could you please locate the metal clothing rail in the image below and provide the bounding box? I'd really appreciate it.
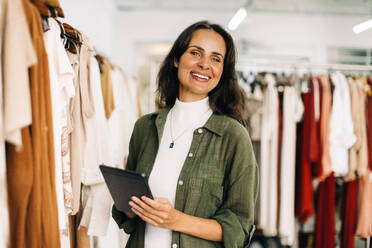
[237,58,372,71]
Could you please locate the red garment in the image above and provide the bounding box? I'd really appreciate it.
[277,91,284,228]
[314,174,336,248]
[309,77,320,164]
[295,91,314,224]
[311,77,323,178]
[340,180,358,248]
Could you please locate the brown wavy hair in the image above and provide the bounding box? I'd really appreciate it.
[156,20,248,127]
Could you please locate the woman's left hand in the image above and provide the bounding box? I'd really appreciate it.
[129,196,182,230]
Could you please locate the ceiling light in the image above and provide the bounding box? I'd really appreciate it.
[353,18,372,34]
[228,7,247,31]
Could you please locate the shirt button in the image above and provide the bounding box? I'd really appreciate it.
[188,152,193,157]
[198,128,203,134]
[178,180,183,186]
[172,244,178,248]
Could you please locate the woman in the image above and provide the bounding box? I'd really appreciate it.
[112,21,259,248]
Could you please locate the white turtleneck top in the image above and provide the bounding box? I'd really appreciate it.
[144,97,213,248]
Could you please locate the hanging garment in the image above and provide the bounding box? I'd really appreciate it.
[345,77,368,181]
[113,68,140,166]
[355,168,372,238]
[246,86,264,142]
[108,67,137,167]
[355,77,368,179]
[68,198,91,248]
[295,84,317,224]
[7,1,61,247]
[329,72,356,177]
[81,56,111,185]
[61,71,76,215]
[118,68,140,121]
[80,184,112,236]
[317,75,332,182]
[99,59,115,119]
[259,74,279,236]
[80,56,113,236]
[368,76,372,171]
[340,180,358,248]
[309,76,322,178]
[95,68,139,246]
[0,0,36,246]
[314,174,336,248]
[245,87,263,223]
[68,32,95,215]
[277,91,283,236]
[278,86,304,246]
[43,17,75,246]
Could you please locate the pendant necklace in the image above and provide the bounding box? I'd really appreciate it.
[169,108,211,149]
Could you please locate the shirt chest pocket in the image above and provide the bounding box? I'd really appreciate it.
[183,174,224,218]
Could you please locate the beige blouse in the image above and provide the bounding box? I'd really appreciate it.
[345,77,368,181]
[68,33,95,215]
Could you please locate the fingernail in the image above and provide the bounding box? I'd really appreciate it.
[131,196,136,201]
[128,201,133,206]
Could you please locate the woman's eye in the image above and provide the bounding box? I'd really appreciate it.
[212,57,221,63]
[190,51,200,57]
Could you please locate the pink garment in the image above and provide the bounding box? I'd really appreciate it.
[316,75,332,182]
[356,168,372,238]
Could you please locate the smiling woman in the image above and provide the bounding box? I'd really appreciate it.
[112,21,259,248]
[175,29,225,102]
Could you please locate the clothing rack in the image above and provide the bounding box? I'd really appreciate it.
[237,58,372,72]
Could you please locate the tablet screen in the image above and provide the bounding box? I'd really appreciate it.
[100,165,153,213]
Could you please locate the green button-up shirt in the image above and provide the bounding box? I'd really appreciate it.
[112,108,259,248]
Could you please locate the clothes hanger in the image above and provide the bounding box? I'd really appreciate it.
[275,71,291,92]
[30,0,51,17]
[45,0,65,17]
[237,71,248,84]
[30,0,51,32]
[95,54,105,73]
[61,23,83,54]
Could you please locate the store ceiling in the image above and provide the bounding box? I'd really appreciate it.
[116,0,372,16]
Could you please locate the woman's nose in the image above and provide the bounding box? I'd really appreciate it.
[197,57,210,70]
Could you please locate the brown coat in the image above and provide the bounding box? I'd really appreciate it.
[2,0,35,246]
[7,1,60,247]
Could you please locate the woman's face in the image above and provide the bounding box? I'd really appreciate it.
[174,29,226,102]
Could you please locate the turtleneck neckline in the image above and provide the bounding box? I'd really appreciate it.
[172,97,211,124]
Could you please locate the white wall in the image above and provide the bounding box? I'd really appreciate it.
[58,1,372,74]
[60,0,116,58]
[113,10,372,74]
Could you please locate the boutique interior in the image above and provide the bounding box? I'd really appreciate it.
[1,0,372,247]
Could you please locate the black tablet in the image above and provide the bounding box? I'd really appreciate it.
[99,165,153,213]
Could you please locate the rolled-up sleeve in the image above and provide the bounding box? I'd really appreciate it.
[212,127,259,248]
[112,204,139,234]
